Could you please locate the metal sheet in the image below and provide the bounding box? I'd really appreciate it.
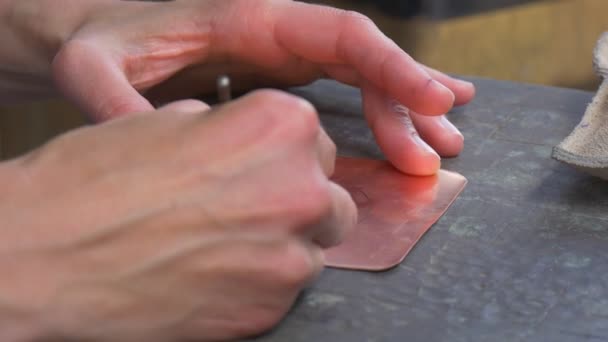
[326,157,467,271]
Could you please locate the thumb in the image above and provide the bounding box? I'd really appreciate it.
[52,40,154,122]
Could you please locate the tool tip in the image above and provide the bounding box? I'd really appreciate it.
[218,75,230,89]
[217,75,232,103]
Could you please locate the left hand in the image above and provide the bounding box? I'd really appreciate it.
[51,0,476,175]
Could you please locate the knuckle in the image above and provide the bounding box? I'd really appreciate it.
[291,176,332,225]
[324,134,338,159]
[308,178,333,215]
[341,10,375,28]
[275,241,319,288]
[333,10,380,63]
[247,90,320,143]
[332,183,359,245]
[290,104,320,142]
[323,6,374,27]
[246,89,296,109]
[227,0,267,16]
[321,139,338,177]
[328,135,337,153]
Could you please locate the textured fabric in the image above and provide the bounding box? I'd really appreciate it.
[553,32,608,179]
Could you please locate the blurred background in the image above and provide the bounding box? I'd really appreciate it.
[317,0,608,90]
[2,0,608,159]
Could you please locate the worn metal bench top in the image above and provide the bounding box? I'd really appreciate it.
[252,78,608,342]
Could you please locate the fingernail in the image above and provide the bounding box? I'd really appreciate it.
[414,134,440,158]
[440,116,464,138]
[457,80,476,94]
[459,80,475,89]
[430,79,455,105]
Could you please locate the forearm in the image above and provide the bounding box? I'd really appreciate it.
[0,0,113,103]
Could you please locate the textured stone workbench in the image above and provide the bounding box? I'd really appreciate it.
[252,78,608,341]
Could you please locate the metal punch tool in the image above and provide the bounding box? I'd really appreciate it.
[217,75,232,104]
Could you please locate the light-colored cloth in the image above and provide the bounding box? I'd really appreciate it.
[553,32,608,179]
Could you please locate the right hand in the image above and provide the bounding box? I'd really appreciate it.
[0,90,357,341]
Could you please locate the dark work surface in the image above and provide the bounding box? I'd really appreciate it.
[345,0,540,18]
[250,78,608,342]
[421,0,541,19]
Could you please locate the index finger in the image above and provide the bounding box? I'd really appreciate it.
[272,2,455,115]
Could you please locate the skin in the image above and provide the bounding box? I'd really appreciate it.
[3,0,475,174]
[0,0,476,340]
[0,91,356,341]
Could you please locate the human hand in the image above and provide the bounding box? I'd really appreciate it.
[50,0,475,176]
[0,91,356,341]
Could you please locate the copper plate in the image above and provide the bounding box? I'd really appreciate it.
[326,157,467,271]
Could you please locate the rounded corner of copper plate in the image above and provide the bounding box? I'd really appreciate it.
[325,157,467,272]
